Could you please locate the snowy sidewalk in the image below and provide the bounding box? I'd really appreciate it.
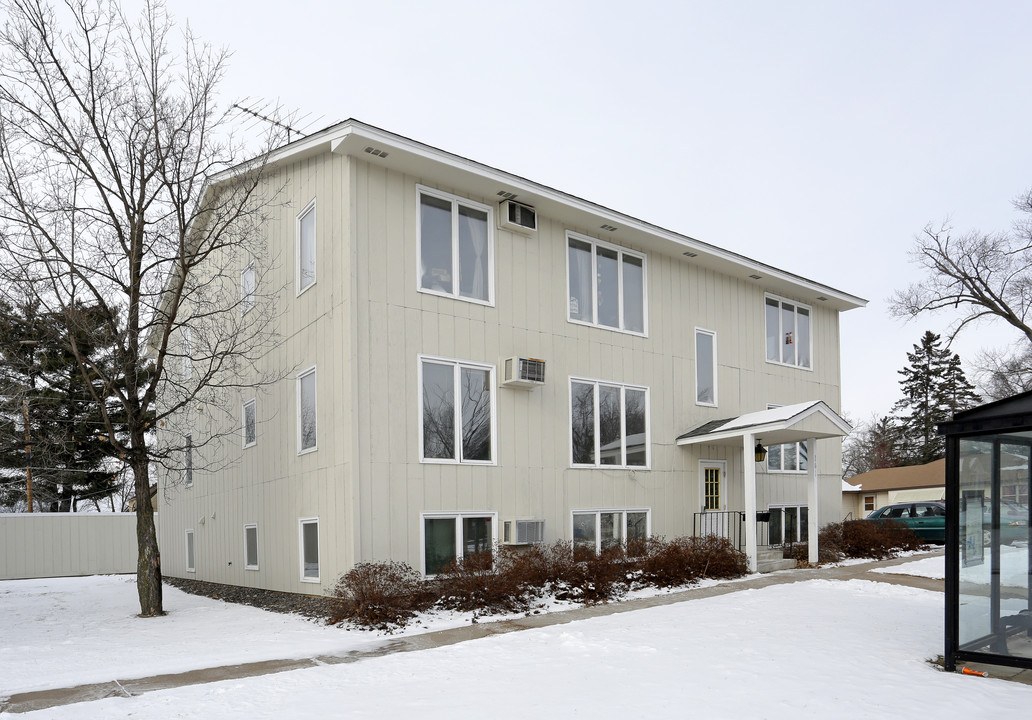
[1,553,946,715]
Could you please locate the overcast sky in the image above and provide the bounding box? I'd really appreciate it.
[161,0,1032,424]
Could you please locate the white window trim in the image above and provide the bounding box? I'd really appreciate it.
[768,504,808,544]
[416,185,495,307]
[420,511,498,576]
[244,523,259,571]
[565,230,648,337]
[570,508,651,554]
[297,366,317,455]
[765,404,808,474]
[299,517,320,583]
[569,376,651,469]
[418,355,497,465]
[695,327,718,407]
[185,529,195,573]
[296,199,316,296]
[242,398,257,449]
[699,460,727,512]
[764,293,813,371]
[241,263,256,314]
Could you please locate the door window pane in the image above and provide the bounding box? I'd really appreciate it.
[571,382,596,465]
[420,194,453,294]
[422,361,455,459]
[704,467,721,511]
[598,385,622,466]
[622,255,644,333]
[425,518,456,575]
[460,367,491,461]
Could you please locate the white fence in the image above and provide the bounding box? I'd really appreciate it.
[0,513,141,580]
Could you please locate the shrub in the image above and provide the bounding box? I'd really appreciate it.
[790,520,926,563]
[329,561,432,631]
[433,550,535,614]
[685,535,749,578]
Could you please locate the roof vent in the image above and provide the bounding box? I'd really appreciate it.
[749,274,762,280]
[600,224,618,232]
[497,190,518,200]
[364,146,389,158]
[682,251,698,258]
[817,296,828,302]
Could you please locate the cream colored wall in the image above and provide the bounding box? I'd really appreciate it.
[160,150,850,593]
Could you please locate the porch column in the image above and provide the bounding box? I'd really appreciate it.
[807,437,819,565]
[744,432,757,572]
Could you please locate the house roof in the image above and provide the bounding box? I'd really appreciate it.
[676,400,852,447]
[843,459,945,493]
[213,119,867,314]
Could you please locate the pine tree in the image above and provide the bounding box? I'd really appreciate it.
[894,330,981,465]
[0,300,125,511]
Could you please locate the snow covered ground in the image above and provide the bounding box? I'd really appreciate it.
[875,543,1029,587]
[3,572,1032,718]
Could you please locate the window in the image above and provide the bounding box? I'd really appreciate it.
[422,512,496,576]
[765,405,808,473]
[419,357,494,464]
[297,200,316,294]
[567,232,646,334]
[299,518,319,582]
[696,328,717,406]
[297,367,317,453]
[181,327,192,378]
[572,509,649,555]
[418,187,493,304]
[765,295,811,368]
[703,464,722,511]
[242,398,256,448]
[864,495,875,513]
[185,529,195,572]
[244,524,259,570]
[184,434,193,486]
[241,264,255,312]
[767,505,808,545]
[570,378,649,468]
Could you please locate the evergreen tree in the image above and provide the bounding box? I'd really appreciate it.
[894,331,981,465]
[0,300,125,511]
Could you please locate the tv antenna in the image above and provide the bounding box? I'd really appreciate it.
[232,101,316,143]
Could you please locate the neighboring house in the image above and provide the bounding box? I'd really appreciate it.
[842,459,946,519]
[157,120,866,595]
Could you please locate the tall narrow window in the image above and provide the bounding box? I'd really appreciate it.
[184,434,193,486]
[241,264,255,312]
[420,357,494,464]
[298,368,317,453]
[570,378,649,468]
[185,529,195,572]
[418,188,493,304]
[566,232,647,335]
[765,295,811,369]
[244,524,259,570]
[182,327,192,378]
[703,466,722,511]
[242,398,256,448]
[298,201,316,294]
[696,329,717,406]
[300,518,319,582]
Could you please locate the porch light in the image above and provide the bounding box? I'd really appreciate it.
[754,441,768,463]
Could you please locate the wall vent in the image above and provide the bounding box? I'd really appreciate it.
[503,519,545,545]
[364,146,389,158]
[497,190,519,200]
[501,356,546,388]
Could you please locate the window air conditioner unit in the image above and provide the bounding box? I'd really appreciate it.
[501,356,546,388]
[498,200,537,234]
[503,519,545,545]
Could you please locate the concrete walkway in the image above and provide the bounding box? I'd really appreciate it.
[1,552,947,715]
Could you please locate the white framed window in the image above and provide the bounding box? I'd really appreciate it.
[421,512,496,576]
[184,434,193,486]
[242,398,257,448]
[765,405,808,473]
[700,460,726,512]
[570,377,649,468]
[566,231,647,335]
[241,263,255,312]
[297,367,317,454]
[297,200,316,295]
[417,186,493,305]
[765,294,811,369]
[768,504,808,545]
[185,529,195,573]
[419,356,495,464]
[244,523,259,570]
[572,508,650,555]
[299,517,319,582]
[695,328,717,406]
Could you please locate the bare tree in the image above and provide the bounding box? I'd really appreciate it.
[891,189,1032,395]
[0,0,283,615]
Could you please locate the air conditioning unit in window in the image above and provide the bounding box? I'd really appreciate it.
[502,519,545,545]
[501,356,546,388]
[498,200,537,235]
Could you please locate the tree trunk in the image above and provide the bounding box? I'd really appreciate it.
[132,456,163,616]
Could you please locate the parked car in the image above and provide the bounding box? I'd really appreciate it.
[865,502,945,544]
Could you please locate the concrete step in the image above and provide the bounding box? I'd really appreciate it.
[756,558,798,573]
[756,548,788,562]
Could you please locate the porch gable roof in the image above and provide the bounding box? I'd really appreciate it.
[675,400,852,447]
